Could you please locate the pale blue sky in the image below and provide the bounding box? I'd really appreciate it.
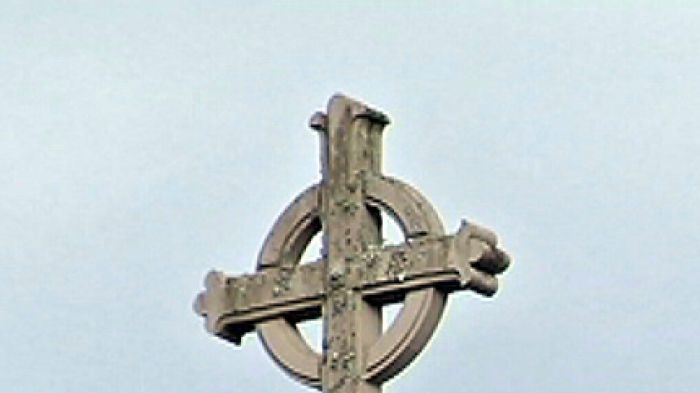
[2,2,700,393]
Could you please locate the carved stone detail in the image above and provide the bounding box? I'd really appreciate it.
[193,95,510,393]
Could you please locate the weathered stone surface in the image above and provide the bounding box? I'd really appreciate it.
[193,94,511,392]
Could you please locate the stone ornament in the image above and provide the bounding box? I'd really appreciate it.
[194,95,510,393]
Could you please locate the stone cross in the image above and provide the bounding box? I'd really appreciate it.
[194,95,510,393]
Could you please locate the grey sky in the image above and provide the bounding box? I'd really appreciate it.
[2,2,699,393]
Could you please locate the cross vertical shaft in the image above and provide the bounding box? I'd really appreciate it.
[316,95,389,393]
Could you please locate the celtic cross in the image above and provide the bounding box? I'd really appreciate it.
[194,95,510,393]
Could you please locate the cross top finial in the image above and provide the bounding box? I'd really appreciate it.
[194,94,510,393]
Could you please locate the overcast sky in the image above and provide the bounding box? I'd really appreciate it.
[2,2,700,393]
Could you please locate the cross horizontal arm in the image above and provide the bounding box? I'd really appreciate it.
[352,222,510,301]
[193,261,326,345]
[192,222,509,345]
